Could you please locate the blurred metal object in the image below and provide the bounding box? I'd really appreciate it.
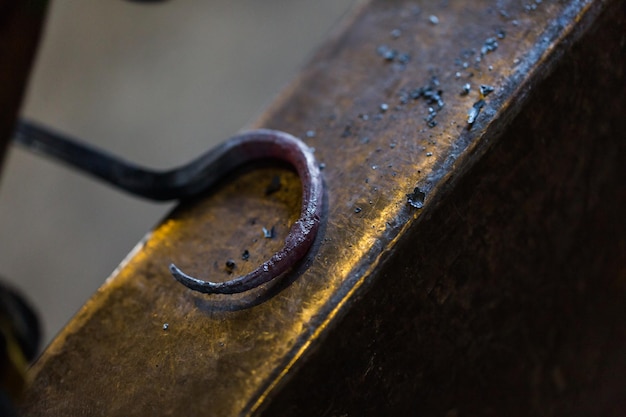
[0,2,47,414]
[0,0,48,175]
[0,0,48,417]
[0,281,40,417]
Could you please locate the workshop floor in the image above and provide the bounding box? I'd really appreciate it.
[0,0,357,346]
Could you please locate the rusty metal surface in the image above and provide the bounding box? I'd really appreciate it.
[19,0,625,415]
[260,1,626,414]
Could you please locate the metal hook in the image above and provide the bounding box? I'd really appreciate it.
[13,120,323,294]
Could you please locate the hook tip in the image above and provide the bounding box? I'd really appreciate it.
[169,263,220,294]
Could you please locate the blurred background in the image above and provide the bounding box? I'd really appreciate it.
[0,0,357,346]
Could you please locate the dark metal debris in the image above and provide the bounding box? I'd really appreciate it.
[426,107,438,128]
[406,187,426,209]
[262,226,275,239]
[377,44,397,61]
[480,84,495,96]
[467,99,486,124]
[406,76,445,128]
[377,45,411,65]
[241,250,250,261]
[481,37,499,55]
[225,259,236,271]
[410,77,445,109]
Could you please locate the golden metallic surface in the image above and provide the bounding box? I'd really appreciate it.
[20,0,623,415]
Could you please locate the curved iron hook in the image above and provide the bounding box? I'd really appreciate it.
[13,120,323,294]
